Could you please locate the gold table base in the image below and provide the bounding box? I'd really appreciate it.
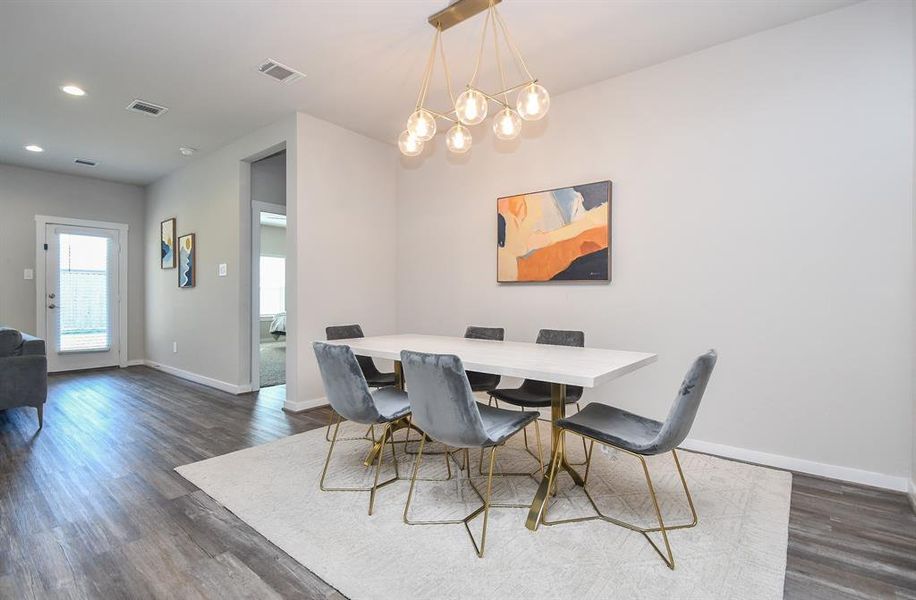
[525,382,584,530]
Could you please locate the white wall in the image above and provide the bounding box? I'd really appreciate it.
[285,112,398,411]
[0,163,146,361]
[396,0,914,487]
[144,117,296,390]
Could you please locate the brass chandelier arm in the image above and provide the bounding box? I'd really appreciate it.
[424,108,459,124]
[415,27,441,110]
[490,4,510,104]
[439,25,456,106]
[492,4,534,82]
[465,80,538,110]
[468,4,493,87]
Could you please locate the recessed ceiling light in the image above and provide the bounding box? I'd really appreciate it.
[61,84,86,96]
[179,146,197,156]
[25,145,44,153]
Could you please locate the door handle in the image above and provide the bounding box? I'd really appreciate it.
[48,304,56,309]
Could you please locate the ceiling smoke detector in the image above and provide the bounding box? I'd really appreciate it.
[74,158,97,167]
[179,146,197,156]
[257,59,305,84]
[126,99,169,117]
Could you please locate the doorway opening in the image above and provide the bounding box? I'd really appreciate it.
[249,150,287,391]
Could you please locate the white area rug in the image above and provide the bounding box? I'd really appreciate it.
[176,421,791,600]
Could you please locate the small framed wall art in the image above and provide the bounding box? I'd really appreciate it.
[161,217,176,269]
[178,233,196,288]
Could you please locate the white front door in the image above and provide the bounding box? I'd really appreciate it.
[45,224,121,372]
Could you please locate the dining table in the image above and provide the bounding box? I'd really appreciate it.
[323,333,657,530]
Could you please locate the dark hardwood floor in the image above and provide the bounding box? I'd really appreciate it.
[1,366,914,599]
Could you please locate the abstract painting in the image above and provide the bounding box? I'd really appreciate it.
[497,181,611,282]
[161,218,176,269]
[178,233,196,288]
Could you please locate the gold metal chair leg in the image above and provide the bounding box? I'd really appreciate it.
[325,409,375,443]
[519,404,590,468]
[538,430,697,569]
[583,440,595,484]
[368,423,391,515]
[671,449,698,528]
[638,454,675,569]
[533,419,545,478]
[471,445,498,558]
[405,442,523,557]
[320,417,399,515]
[403,436,428,523]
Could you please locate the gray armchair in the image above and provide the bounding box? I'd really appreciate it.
[0,327,47,429]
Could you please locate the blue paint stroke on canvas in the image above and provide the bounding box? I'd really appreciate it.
[179,235,194,288]
[161,241,173,266]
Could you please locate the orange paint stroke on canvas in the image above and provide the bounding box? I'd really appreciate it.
[516,225,608,281]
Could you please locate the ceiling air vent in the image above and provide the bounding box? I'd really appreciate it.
[74,158,97,167]
[257,59,304,84]
[126,99,168,117]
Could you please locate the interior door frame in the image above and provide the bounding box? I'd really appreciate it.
[35,215,130,370]
[250,201,287,391]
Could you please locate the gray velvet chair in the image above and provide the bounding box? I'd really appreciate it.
[400,349,542,558]
[313,341,410,515]
[463,326,504,393]
[489,329,585,407]
[0,327,47,430]
[539,350,718,569]
[489,328,589,465]
[324,324,396,442]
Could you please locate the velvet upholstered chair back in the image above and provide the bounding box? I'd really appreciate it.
[312,341,381,425]
[400,350,491,448]
[325,324,384,380]
[464,326,505,341]
[520,329,585,400]
[649,350,718,454]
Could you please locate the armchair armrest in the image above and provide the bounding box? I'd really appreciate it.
[19,333,46,356]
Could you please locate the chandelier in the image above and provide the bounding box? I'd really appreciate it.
[399,0,550,157]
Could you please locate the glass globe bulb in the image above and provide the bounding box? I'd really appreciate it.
[492,108,522,140]
[516,83,550,121]
[407,109,436,142]
[398,130,424,157]
[455,89,488,126]
[446,124,472,154]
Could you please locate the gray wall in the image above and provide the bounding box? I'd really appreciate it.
[0,163,145,360]
[395,1,914,486]
[144,117,296,388]
[252,151,286,206]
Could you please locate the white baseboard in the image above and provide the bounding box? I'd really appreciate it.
[908,480,916,514]
[283,396,328,413]
[123,359,145,367]
[682,438,909,492]
[144,360,252,395]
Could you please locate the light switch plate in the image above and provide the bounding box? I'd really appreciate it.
[23,268,34,280]
[218,263,228,277]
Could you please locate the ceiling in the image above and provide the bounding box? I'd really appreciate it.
[0,0,856,185]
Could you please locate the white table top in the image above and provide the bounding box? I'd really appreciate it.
[323,334,657,388]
